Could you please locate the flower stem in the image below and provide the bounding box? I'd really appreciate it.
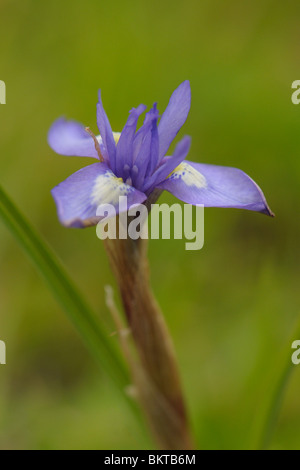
[104,231,194,450]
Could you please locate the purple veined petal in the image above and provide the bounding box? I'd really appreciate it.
[115,104,147,176]
[132,105,160,188]
[133,129,152,189]
[132,117,151,163]
[143,135,191,194]
[158,80,191,163]
[48,118,102,159]
[133,128,152,190]
[145,113,159,177]
[51,162,147,228]
[137,112,160,187]
[97,90,117,170]
[133,104,159,163]
[156,161,274,216]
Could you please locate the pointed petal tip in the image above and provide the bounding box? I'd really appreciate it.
[157,80,192,161]
[177,79,190,87]
[249,175,274,217]
[178,80,191,97]
[262,203,275,217]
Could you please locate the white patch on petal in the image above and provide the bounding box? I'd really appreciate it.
[168,162,207,188]
[91,170,134,206]
[95,132,121,145]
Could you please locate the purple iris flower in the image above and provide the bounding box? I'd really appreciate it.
[48,81,273,227]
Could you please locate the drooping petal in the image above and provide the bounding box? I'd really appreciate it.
[51,162,147,228]
[158,80,191,162]
[143,136,191,194]
[156,161,274,216]
[115,104,147,176]
[48,118,101,159]
[97,90,117,169]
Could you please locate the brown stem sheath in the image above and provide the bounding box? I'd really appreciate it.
[104,229,194,450]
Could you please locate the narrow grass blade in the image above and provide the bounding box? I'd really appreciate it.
[250,320,300,449]
[0,185,129,390]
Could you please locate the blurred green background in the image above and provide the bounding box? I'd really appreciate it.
[0,0,300,450]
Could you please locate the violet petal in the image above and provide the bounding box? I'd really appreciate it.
[51,162,147,228]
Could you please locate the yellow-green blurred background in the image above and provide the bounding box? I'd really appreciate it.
[0,0,300,449]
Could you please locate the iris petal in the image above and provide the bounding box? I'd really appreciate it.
[115,104,147,176]
[156,161,274,216]
[143,136,191,193]
[158,80,191,162]
[133,104,159,162]
[48,118,102,159]
[132,105,160,188]
[51,162,147,228]
[97,90,117,169]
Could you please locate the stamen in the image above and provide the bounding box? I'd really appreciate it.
[85,127,104,162]
[125,177,132,186]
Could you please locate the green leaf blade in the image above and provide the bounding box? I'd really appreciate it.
[0,185,129,390]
